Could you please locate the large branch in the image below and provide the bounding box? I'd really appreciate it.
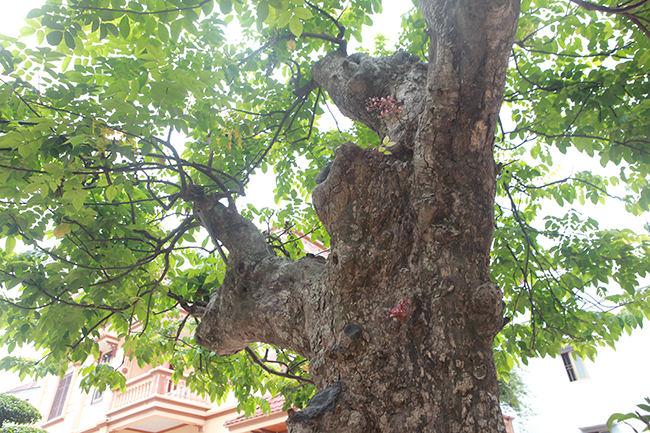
[409,0,520,272]
[311,50,428,140]
[416,0,521,166]
[421,0,520,112]
[191,188,271,262]
[191,188,329,362]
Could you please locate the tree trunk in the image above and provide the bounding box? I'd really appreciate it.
[194,0,520,431]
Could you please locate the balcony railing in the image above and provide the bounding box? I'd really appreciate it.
[112,367,210,409]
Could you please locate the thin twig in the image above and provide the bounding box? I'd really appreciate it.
[245,346,314,385]
[70,0,212,16]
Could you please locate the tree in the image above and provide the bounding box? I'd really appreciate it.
[0,0,649,432]
[0,394,46,432]
[608,397,650,432]
[498,368,531,416]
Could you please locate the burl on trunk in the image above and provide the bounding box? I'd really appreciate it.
[195,0,520,431]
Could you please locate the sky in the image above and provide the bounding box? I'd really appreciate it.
[0,0,648,395]
[0,0,415,392]
[2,0,645,228]
[0,0,413,212]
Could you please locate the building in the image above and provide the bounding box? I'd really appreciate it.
[14,329,291,433]
[5,326,517,433]
[1,381,41,405]
[516,324,650,433]
[2,236,519,432]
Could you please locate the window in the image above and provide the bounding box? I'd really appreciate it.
[90,351,114,404]
[48,373,72,420]
[560,347,589,382]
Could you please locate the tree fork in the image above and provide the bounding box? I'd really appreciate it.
[195,0,520,431]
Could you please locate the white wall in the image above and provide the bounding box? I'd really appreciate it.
[517,324,650,433]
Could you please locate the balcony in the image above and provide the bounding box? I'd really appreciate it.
[111,366,210,409]
[87,367,211,433]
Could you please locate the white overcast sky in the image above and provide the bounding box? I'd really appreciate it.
[0,0,415,392]
[1,0,414,212]
[2,0,645,230]
[1,0,647,393]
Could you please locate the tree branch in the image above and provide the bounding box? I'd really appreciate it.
[568,0,650,38]
[568,0,650,15]
[245,346,314,385]
[70,0,212,16]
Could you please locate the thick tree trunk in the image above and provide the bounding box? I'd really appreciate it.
[195,0,520,431]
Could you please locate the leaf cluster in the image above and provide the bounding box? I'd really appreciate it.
[498,368,532,415]
[0,394,42,429]
[491,0,650,371]
[0,0,648,415]
[608,397,650,432]
[396,0,650,372]
[0,428,47,433]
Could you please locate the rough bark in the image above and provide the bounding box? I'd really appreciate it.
[194,0,520,431]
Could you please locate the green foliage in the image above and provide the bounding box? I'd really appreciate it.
[489,0,650,371]
[498,369,532,415]
[0,427,47,433]
[0,0,648,416]
[0,394,42,429]
[397,0,650,372]
[608,397,650,432]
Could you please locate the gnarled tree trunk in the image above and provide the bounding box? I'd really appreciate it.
[194,0,520,431]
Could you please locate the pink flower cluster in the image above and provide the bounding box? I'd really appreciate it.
[388,299,412,323]
[366,95,403,120]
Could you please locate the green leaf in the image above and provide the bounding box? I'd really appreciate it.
[18,144,33,158]
[61,55,71,71]
[64,31,75,49]
[46,30,63,46]
[20,26,36,37]
[277,10,292,28]
[257,1,270,22]
[219,0,232,14]
[289,15,303,37]
[91,17,100,33]
[26,8,44,19]
[608,412,639,430]
[72,193,85,211]
[5,237,16,254]
[119,16,130,38]
[382,135,396,147]
[202,1,214,15]
[292,7,312,19]
[158,23,169,43]
[106,22,119,37]
[171,20,183,42]
[106,185,118,202]
[101,10,114,22]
